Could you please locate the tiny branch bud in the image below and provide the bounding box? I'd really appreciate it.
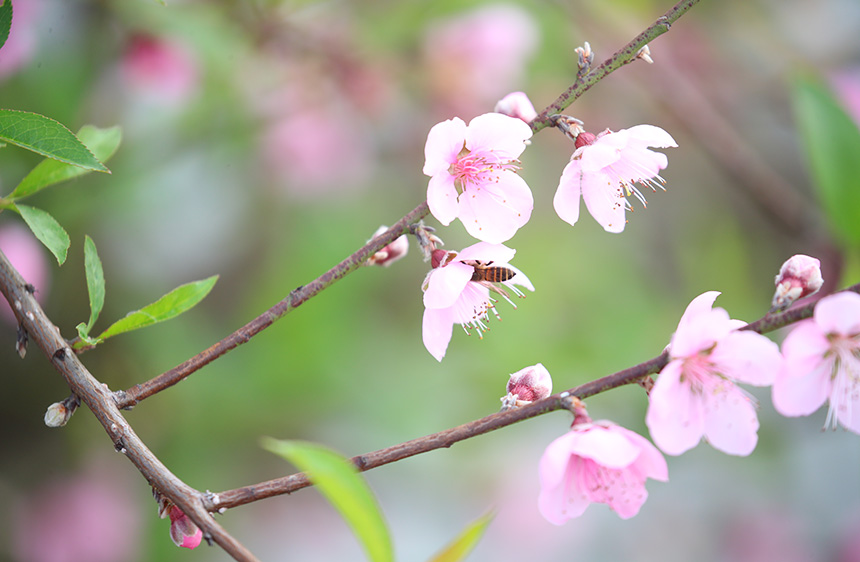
[16,323,28,358]
[635,44,654,63]
[44,394,80,428]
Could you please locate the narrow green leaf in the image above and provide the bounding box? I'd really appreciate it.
[15,204,70,265]
[94,275,217,340]
[0,110,109,173]
[791,77,860,246]
[262,439,393,562]
[82,235,105,333]
[0,0,12,53]
[9,125,122,200]
[428,511,495,562]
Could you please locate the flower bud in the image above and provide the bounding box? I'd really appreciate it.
[502,363,552,408]
[574,130,597,149]
[366,225,409,267]
[771,254,823,312]
[430,249,457,269]
[44,401,73,428]
[494,92,538,123]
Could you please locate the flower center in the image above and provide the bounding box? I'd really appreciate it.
[449,148,517,193]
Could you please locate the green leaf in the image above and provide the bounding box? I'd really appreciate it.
[8,125,121,200]
[74,324,102,347]
[791,77,860,246]
[0,110,109,173]
[0,0,12,53]
[428,511,495,562]
[94,275,218,341]
[82,235,105,334]
[15,203,70,265]
[262,439,393,562]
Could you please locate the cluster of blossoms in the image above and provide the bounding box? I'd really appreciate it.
[533,254,860,522]
[416,92,678,360]
[374,86,856,528]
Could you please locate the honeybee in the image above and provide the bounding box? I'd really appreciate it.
[466,261,516,283]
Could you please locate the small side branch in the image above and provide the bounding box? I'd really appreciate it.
[116,201,431,409]
[531,0,702,133]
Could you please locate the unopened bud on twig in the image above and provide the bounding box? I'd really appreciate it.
[575,41,594,73]
[771,254,823,312]
[366,225,409,267]
[495,92,538,123]
[44,399,76,427]
[501,363,553,410]
[16,323,28,358]
[411,221,443,262]
[635,45,654,64]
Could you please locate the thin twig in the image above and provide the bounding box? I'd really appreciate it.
[208,283,859,511]
[115,201,430,409]
[531,0,702,133]
[0,250,260,562]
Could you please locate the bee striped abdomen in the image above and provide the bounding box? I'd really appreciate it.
[471,265,516,283]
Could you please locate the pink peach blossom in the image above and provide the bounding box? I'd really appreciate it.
[13,469,140,562]
[554,125,677,233]
[646,291,783,456]
[424,113,533,243]
[422,242,533,361]
[120,35,199,105]
[0,0,40,79]
[772,291,860,434]
[538,420,668,523]
[423,5,538,117]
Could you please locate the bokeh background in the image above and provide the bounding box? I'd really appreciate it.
[1,0,860,560]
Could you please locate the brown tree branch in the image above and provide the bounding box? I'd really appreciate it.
[0,250,260,562]
[115,201,430,409]
[531,0,702,133]
[208,284,860,511]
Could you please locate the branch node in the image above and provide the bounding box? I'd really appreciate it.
[16,323,28,358]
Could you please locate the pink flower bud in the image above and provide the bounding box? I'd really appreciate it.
[366,226,409,267]
[167,506,202,549]
[504,363,552,405]
[494,92,538,123]
[573,130,597,149]
[771,254,823,312]
[430,249,456,269]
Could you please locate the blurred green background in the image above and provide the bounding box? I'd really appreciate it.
[1,0,859,560]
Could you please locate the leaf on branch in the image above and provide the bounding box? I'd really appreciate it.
[75,235,106,342]
[262,438,394,562]
[15,203,70,265]
[0,0,12,53]
[0,110,110,173]
[791,77,860,247]
[94,275,218,341]
[8,125,122,200]
[427,510,495,562]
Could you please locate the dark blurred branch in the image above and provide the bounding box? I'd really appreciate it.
[0,250,260,562]
[209,282,860,511]
[531,0,702,133]
[115,201,431,410]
